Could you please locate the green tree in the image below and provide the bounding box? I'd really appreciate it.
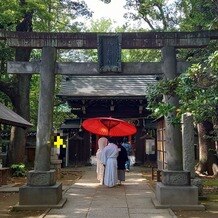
[179,0,218,30]
[124,0,181,31]
[0,0,92,164]
[177,52,218,176]
[0,0,33,164]
[178,0,218,176]
[147,52,218,176]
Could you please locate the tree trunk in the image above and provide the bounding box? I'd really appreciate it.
[211,106,218,177]
[8,1,33,164]
[8,72,31,164]
[196,121,217,176]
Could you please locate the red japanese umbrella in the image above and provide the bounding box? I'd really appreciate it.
[82,117,137,137]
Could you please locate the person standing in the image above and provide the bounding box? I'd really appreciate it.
[101,137,119,187]
[117,138,128,185]
[96,137,108,185]
[122,138,133,172]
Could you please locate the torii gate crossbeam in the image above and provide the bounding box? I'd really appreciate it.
[0,30,217,49]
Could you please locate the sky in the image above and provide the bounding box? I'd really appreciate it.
[83,0,130,26]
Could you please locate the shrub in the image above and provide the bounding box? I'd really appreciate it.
[10,163,27,177]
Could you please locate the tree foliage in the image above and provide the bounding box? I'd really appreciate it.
[123,0,218,31]
[124,0,181,31]
[179,0,218,30]
[177,52,218,124]
[147,51,218,138]
[0,0,92,120]
[0,0,92,31]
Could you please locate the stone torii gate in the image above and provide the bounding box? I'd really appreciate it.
[1,30,218,209]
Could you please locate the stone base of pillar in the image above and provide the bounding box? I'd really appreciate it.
[13,183,66,210]
[191,177,203,196]
[161,170,190,186]
[27,170,57,186]
[153,182,205,210]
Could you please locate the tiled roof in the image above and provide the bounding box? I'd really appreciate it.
[0,103,32,128]
[58,75,158,98]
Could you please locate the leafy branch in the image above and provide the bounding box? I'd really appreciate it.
[146,51,218,128]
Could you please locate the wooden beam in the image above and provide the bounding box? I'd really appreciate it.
[7,61,190,75]
[1,30,217,49]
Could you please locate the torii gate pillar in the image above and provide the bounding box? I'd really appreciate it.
[154,46,204,210]
[15,47,66,209]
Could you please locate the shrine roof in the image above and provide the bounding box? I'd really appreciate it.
[58,75,158,98]
[0,103,32,128]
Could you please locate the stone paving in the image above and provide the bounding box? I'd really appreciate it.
[44,166,177,218]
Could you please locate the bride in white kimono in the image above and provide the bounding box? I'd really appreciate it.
[96,137,108,184]
[101,137,119,187]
